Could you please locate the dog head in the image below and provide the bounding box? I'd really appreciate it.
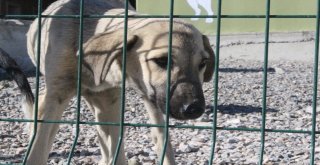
[83,20,215,120]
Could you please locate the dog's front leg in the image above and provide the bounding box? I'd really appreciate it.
[143,99,176,165]
[83,89,126,165]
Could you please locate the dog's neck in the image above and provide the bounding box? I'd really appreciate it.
[82,59,133,92]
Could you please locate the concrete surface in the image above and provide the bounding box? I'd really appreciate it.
[209,31,316,62]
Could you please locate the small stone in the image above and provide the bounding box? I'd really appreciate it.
[289,114,299,118]
[226,144,236,150]
[225,118,241,125]
[199,114,211,122]
[306,106,313,114]
[246,158,258,164]
[148,155,157,161]
[126,152,135,159]
[82,157,93,163]
[191,135,209,143]
[0,144,8,149]
[177,142,192,153]
[130,106,136,112]
[193,122,212,127]
[57,149,67,156]
[80,149,89,156]
[228,138,239,144]
[141,151,149,157]
[15,148,26,155]
[315,147,320,153]
[274,67,285,74]
[11,143,19,148]
[189,146,199,152]
[305,106,320,114]
[141,162,153,165]
[49,158,59,164]
[189,140,202,148]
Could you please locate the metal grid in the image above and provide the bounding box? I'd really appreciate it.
[0,0,319,164]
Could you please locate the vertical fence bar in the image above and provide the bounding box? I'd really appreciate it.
[159,0,174,164]
[209,0,222,164]
[66,0,85,164]
[22,0,42,163]
[259,0,271,164]
[310,0,320,164]
[112,0,130,164]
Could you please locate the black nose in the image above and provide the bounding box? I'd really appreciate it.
[184,101,205,119]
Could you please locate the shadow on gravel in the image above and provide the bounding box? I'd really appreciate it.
[219,67,275,73]
[0,155,24,163]
[206,104,278,114]
[0,151,101,163]
[47,151,101,159]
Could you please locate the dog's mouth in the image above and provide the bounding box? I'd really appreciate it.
[160,102,205,120]
[155,96,205,120]
[152,81,206,120]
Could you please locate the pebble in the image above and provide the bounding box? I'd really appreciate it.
[177,142,192,153]
[191,135,209,143]
[199,114,211,122]
[49,158,59,164]
[228,138,239,144]
[0,144,9,149]
[128,156,140,165]
[274,67,285,74]
[15,148,26,155]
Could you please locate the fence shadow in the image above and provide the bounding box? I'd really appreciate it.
[206,104,278,114]
[219,67,276,73]
[0,150,101,163]
[0,155,24,163]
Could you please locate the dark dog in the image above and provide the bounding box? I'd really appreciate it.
[0,48,33,105]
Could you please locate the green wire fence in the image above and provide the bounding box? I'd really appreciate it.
[0,0,319,164]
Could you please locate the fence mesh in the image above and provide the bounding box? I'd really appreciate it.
[0,0,319,164]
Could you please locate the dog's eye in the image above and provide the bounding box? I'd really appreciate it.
[199,58,208,70]
[153,57,169,69]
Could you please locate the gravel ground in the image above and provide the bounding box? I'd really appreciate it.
[1,58,320,164]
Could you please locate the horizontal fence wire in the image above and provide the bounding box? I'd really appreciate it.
[0,0,319,165]
[2,117,320,134]
[0,14,319,19]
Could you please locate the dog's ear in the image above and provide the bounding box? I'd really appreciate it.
[202,35,215,82]
[83,30,138,86]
